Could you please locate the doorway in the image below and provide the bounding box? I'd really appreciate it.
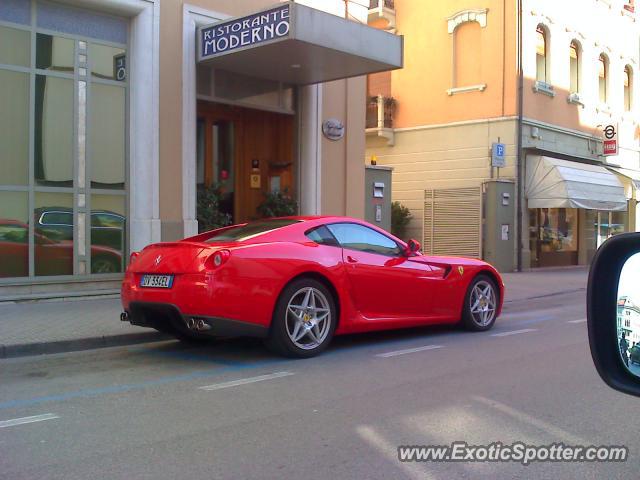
[196,102,294,228]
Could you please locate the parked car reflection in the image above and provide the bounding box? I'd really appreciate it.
[0,219,123,277]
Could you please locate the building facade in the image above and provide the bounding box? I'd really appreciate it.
[366,0,639,271]
[0,0,402,299]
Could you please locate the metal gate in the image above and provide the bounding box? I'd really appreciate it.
[423,187,482,258]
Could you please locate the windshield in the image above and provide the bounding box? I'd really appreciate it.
[205,219,300,243]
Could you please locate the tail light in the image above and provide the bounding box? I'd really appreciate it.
[129,252,140,264]
[205,249,230,270]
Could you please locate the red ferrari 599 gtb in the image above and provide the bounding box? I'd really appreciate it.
[121,216,504,357]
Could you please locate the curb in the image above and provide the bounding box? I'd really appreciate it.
[1,331,171,359]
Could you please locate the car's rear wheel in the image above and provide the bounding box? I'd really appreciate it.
[265,278,336,358]
[461,274,499,331]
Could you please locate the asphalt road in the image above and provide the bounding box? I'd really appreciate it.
[1,290,639,479]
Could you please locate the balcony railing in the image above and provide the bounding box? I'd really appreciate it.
[369,0,395,9]
[366,95,396,129]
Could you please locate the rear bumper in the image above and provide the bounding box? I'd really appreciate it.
[125,301,268,338]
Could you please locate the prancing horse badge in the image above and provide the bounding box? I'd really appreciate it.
[458,266,464,276]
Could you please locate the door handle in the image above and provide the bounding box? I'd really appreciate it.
[346,255,358,264]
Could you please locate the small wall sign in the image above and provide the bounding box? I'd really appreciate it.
[322,118,345,141]
[250,174,261,189]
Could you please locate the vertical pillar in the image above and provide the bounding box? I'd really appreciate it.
[298,84,322,215]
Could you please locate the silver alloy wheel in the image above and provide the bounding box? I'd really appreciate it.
[469,280,497,327]
[285,286,332,350]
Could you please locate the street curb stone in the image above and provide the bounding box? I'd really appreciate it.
[1,331,171,359]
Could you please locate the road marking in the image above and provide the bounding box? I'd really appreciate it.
[375,344,444,358]
[473,396,587,444]
[198,371,294,391]
[0,413,59,429]
[490,328,537,337]
[567,318,587,324]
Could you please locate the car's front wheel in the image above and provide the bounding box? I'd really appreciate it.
[266,278,336,358]
[461,274,499,331]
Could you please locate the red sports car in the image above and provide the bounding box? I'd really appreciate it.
[121,216,503,357]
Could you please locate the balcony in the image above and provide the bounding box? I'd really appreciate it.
[366,95,396,146]
[368,0,396,30]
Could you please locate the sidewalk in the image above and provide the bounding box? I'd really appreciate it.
[0,267,588,358]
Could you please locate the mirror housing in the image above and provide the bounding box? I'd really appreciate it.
[588,232,640,397]
[405,239,421,256]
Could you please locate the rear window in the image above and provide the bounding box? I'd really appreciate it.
[205,219,301,243]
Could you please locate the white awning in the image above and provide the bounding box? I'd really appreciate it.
[607,166,640,201]
[526,155,627,211]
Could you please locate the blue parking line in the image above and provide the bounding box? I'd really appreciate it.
[0,359,285,411]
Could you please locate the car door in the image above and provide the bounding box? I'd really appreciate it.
[326,223,440,320]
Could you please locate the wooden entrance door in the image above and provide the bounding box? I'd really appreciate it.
[197,102,294,224]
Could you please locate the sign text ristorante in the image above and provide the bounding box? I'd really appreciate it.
[201,5,290,59]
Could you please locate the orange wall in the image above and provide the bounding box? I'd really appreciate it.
[380,0,518,128]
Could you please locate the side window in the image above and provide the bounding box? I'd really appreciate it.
[327,223,401,256]
[305,225,340,247]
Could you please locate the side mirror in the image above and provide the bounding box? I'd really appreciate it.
[406,239,421,255]
[588,232,640,397]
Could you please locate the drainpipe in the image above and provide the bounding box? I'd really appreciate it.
[516,0,524,271]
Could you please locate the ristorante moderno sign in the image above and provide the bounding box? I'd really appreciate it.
[200,4,290,59]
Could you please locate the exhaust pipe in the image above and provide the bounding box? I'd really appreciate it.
[186,318,196,330]
[120,312,129,322]
[196,318,211,331]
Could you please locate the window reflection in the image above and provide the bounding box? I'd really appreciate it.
[0,26,30,67]
[89,43,126,81]
[36,34,75,72]
[617,253,640,375]
[0,192,29,278]
[0,69,30,185]
[90,83,125,189]
[34,192,74,276]
[90,195,125,273]
[35,75,74,186]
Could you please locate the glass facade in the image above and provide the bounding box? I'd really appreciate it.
[0,1,128,281]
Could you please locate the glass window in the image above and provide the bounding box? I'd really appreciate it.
[536,25,547,83]
[36,34,75,72]
[0,69,30,186]
[537,208,578,253]
[90,83,125,189]
[205,219,300,243]
[599,54,608,104]
[624,65,633,111]
[569,41,580,93]
[91,195,125,273]
[305,226,340,247]
[89,43,126,81]
[0,191,29,278]
[34,75,74,186]
[34,192,74,276]
[0,0,30,25]
[327,223,401,256]
[0,26,30,66]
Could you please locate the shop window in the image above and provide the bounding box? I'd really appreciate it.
[597,211,626,248]
[598,54,609,104]
[536,25,548,83]
[454,21,482,87]
[34,75,74,187]
[89,43,126,81]
[0,69,29,186]
[91,195,126,274]
[624,65,633,111]
[569,41,580,93]
[0,25,30,67]
[530,208,578,267]
[34,192,74,277]
[36,34,75,73]
[0,192,29,278]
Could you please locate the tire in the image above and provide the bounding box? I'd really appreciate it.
[265,278,337,358]
[461,274,499,332]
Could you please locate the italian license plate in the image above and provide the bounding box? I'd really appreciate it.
[140,274,174,288]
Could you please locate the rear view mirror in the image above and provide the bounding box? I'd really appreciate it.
[406,239,421,255]
[588,232,640,397]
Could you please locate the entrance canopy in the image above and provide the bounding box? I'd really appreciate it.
[197,2,403,85]
[526,156,627,211]
[607,166,640,200]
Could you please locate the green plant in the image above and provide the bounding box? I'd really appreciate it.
[391,201,412,240]
[257,189,298,218]
[197,184,232,232]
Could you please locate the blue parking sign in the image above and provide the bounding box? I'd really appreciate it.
[492,142,506,168]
